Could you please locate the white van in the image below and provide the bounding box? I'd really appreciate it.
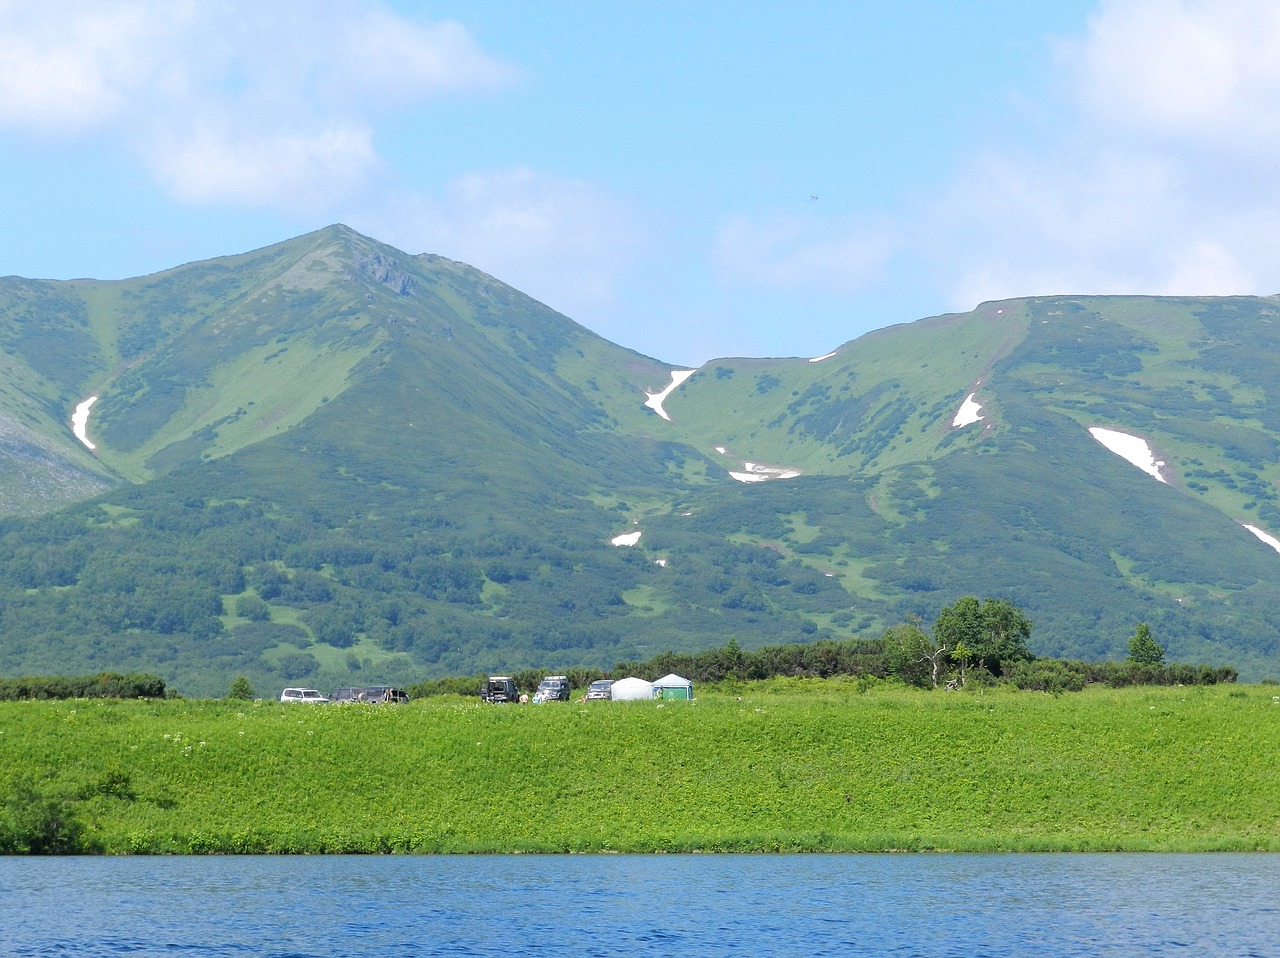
[280,688,328,703]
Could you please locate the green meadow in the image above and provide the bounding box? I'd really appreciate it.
[3,681,1278,854]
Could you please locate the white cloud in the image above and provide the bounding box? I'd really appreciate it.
[933,146,1267,309]
[1069,0,1280,145]
[923,0,1280,310]
[364,168,641,321]
[0,1,517,209]
[0,1,179,134]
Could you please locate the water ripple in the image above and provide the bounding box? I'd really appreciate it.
[4,854,1280,958]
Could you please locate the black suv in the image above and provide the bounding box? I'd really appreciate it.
[481,676,520,703]
[535,675,571,702]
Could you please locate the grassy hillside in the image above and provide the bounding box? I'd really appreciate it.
[3,683,1277,854]
[2,228,1280,693]
[659,302,1029,477]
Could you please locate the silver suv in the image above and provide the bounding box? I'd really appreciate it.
[330,686,409,704]
[280,688,328,703]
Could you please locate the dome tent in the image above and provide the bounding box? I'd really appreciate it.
[653,673,694,700]
[609,677,654,701]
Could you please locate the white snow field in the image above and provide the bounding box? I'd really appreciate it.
[610,530,643,547]
[72,396,98,450]
[1088,426,1167,483]
[644,369,697,422]
[1243,524,1280,555]
[952,393,984,428]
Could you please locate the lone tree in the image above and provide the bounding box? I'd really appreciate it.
[227,675,255,700]
[933,596,1033,677]
[1127,622,1165,666]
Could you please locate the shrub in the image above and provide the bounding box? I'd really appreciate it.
[0,777,94,854]
[0,672,167,701]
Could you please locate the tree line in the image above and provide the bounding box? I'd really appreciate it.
[408,596,1238,698]
[0,672,169,701]
[0,597,1238,702]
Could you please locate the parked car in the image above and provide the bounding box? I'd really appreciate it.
[330,686,409,704]
[481,676,520,703]
[585,679,613,701]
[534,675,571,703]
[280,688,329,704]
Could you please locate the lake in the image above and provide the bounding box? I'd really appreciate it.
[3,854,1278,957]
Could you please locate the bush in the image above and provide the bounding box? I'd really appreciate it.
[1005,659,1088,694]
[0,777,94,854]
[408,674,488,698]
[1004,658,1237,691]
[227,675,255,700]
[234,595,271,622]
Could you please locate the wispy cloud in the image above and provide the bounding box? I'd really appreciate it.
[713,214,899,295]
[362,168,642,322]
[0,0,517,210]
[147,121,381,209]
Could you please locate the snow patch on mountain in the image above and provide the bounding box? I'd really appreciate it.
[809,350,838,363]
[729,462,802,483]
[72,396,98,451]
[1242,524,1280,554]
[1088,427,1166,483]
[611,530,642,546]
[644,369,697,421]
[952,392,984,428]
[712,446,800,483]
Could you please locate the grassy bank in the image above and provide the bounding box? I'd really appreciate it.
[3,681,1278,853]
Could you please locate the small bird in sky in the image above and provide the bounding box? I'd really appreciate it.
[808,195,819,201]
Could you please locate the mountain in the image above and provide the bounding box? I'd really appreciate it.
[1,226,1278,694]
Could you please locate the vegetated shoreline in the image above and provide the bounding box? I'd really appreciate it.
[3,680,1278,855]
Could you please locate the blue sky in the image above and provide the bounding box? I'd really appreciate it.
[3,1,1279,366]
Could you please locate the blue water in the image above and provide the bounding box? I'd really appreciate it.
[2,854,1277,957]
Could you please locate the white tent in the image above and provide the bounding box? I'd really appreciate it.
[653,673,694,700]
[609,676,654,701]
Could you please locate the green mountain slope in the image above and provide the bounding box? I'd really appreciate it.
[646,295,1280,675]
[1,228,1278,694]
